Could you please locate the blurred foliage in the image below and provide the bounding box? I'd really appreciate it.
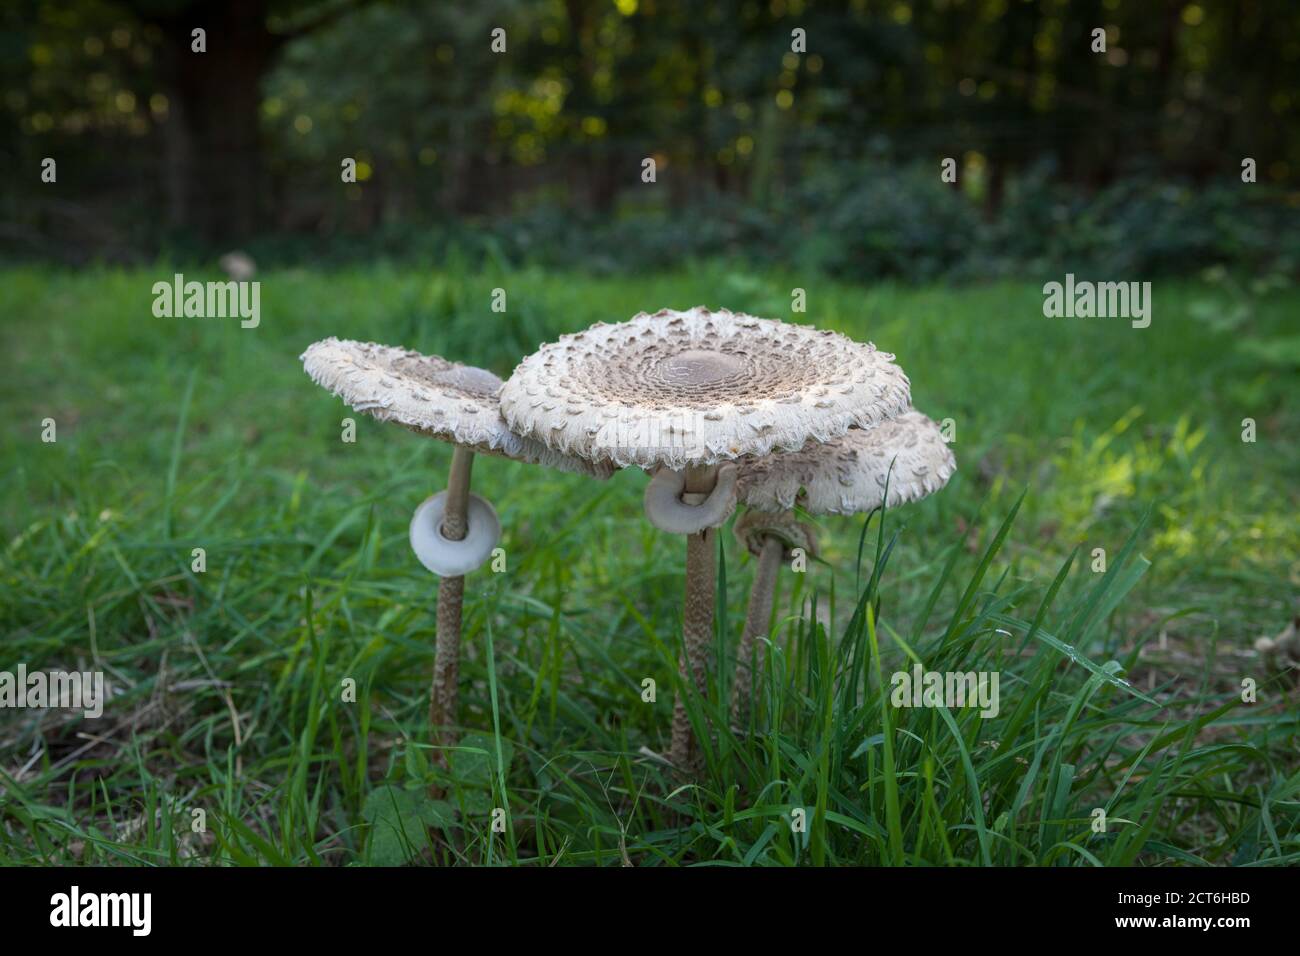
[2,0,1299,274]
[228,164,1299,280]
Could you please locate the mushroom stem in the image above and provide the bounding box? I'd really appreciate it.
[429,445,475,762]
[669,463,719,774]
[730,533,784,727]
[441,445,475,539]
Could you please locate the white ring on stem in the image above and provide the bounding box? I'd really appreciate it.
[643,463,738,534]
[409,491,501,576]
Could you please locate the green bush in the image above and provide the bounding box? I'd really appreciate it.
[213,165,1299,284]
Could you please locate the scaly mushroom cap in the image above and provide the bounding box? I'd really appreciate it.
[301,337,614,478]
[498,306,912,471]
[733,508,819,561]
[737,409,955,515]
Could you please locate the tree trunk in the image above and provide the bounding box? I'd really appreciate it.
[152,0,276,242]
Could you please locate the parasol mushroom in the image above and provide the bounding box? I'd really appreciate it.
[499,307,911,772]
[301,337,612,761]
[730,409,956,723]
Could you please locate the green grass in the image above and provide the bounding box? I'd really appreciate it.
[0,262,1297,865]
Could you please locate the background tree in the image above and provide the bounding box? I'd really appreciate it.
[3,0,1297,258]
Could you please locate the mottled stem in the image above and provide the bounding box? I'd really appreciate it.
[731,533,783,727]
[429,445,474,763]
[669,464,718,774]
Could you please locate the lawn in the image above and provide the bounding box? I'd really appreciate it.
[0,262,1296,865]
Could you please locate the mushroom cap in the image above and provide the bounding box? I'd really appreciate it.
[733,508,819,561]
[301,337,614,478]
[737,409,956,515]
[498,306,911,471]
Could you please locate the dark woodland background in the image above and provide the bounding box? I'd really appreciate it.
[3,0,1298,278]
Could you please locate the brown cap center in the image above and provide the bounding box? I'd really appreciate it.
[657,349,743,387]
